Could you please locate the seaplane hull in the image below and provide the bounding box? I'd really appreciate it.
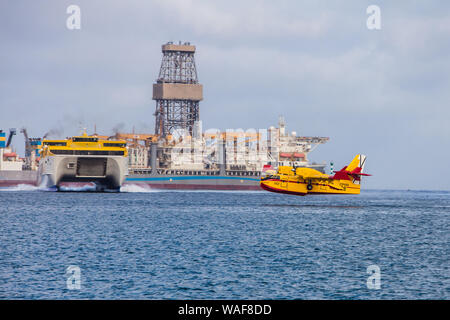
[260,154,370,196]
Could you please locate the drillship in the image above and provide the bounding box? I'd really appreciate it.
[120,117,328,190]
[38,130,128,191]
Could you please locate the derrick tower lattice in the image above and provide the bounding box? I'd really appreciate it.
[153,42,203,137]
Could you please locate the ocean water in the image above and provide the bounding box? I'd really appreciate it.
[0,186,448,299]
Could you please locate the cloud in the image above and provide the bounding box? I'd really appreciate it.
[153,0,331,40]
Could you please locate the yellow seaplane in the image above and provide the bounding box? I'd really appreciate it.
[260,154,371,196]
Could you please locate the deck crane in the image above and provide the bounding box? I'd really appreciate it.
[20,128,31,170]
[6,128,16,148]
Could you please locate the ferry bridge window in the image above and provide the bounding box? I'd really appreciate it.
[103,143,126,148]
[72,137,98,143]
[50,150,124,156]
[43,142,67,146]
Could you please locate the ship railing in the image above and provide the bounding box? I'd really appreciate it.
[160,169,221,176]
[226,171,261,177]
[129,168,262,177]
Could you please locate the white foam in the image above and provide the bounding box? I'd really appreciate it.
[37,175,49,189]
[120,184,158,193]
[0,184,40,191]
[58,185,97,192]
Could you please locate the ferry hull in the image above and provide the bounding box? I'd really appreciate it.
[38,156,128,189]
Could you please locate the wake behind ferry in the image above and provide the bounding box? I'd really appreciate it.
[38,130,128,191]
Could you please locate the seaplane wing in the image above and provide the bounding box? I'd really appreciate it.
[294,168,330,180]
[297,174,330,180]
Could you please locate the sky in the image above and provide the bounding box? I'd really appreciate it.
[0,0,449,190]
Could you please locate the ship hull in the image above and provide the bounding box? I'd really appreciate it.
[0,170,38,187]
[0,171,263,190]
[125,174,262,190]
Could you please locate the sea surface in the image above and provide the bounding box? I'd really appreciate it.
[0,186,448,299]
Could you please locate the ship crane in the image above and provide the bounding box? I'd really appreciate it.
[20,128,31,170]
[6,128,16,148]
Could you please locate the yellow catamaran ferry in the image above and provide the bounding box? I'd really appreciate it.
[38,131,128,191]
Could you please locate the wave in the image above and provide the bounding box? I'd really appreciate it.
[0,184,41,192]
[1,183,156,193]
[58,185,97,192]
[120,184,159,193]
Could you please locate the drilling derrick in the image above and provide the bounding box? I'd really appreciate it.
[153,42,203,137]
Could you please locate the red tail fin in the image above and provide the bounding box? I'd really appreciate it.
[331,155,371,181]
[332,166,351,180]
